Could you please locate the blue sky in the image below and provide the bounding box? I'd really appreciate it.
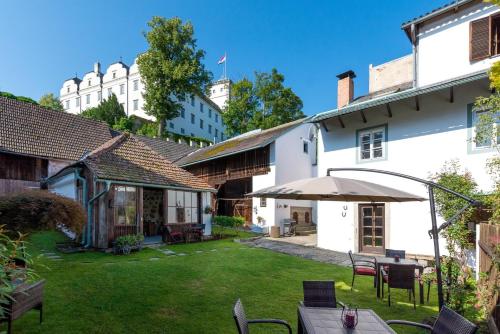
[0,1,449,116]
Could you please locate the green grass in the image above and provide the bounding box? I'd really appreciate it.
[4,231,441,333]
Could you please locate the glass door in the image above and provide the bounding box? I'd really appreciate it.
[359,204,385,254]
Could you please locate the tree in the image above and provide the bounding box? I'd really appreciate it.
[137,17,212,137]
[39,93,63,111]
[81,94,126,127]
[223,68,305,136]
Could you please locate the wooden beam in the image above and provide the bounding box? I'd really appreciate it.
[321,121,329,132]
[449,86,454,103]
[386,104,393,118]
[360,110,367,123]
[415,96,420,111]
[337,116,345,128]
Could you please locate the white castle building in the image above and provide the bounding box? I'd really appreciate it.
[59,58,230,142]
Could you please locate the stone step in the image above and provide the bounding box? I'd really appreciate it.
[295,230,317,236]
[294,225,317,232]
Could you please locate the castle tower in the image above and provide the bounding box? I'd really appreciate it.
[208,79,231,110]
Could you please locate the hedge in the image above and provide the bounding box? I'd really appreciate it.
[213,215,245,228]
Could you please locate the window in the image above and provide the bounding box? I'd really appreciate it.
[191,133,195,137]
[209,109,212,118]
[215,129,219,137]
[75,97,80,107]
[200,102,204,113]
[190,95,195,106]
[169,122,174,129]
[107,88,112,97]
[180,109,185,118]
[191,113,195,124]
[471,108,500,149]
[358,126,386,161]
[303,140,309,154]
[88,79,91,86]
[167,190,199,223]
[114,186,137,225]
[220,87,223,92]
[200,119,204,129]
[212,89,216,94]
[86,94,90,105]
[97,91,102,101]
[470,14,500,61]
[260,198,267,207]
[208,124,212,134]
[133,99,138,111]
[181,128,185,134]
[215,114,219,123]
[65,100,69,109]
[120,103,125,109]
[67,86,70,93]
[133,80,139,91]
[221,132,224,140]
[112,71,116,79]
[120,84,125,95]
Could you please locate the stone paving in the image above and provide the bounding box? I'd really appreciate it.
[239,237,353,267]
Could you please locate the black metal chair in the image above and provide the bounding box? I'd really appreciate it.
[348,250,377,289]
[232,299,292,334]
[301,281,344,308]
[381,264,416,309]
[387,305,478,333]
[385,249,406,259]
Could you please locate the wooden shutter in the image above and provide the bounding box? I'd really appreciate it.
[470,17,491,61]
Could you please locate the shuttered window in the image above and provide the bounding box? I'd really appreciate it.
[470,17,491,61]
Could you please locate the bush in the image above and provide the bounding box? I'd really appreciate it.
[113,234,144,255]
[213,216,245,228]
[0,190,86,240]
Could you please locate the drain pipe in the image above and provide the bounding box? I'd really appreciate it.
[74,169,88,245]
[85,180,111,248]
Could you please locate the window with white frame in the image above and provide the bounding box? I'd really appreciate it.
[215,114,219,123]
[472,109,500,149]
[120,84,125,95]
[208,109,212,118]
[190,95,195,106]
[112,71,116,79]
[88,79,91,86]
[97,91,102,101]
[260,198,267,207]
[65,100,69,109]
[75,97,80,107]
[107,88,112,97]
[180,109,185,118]
[200,119,204,129]
[200,102,204,113]
[215,128,218,137]
[181,128,185,134]
[358,127,386,161]
[133,80,139,91]
[67,86,70,93]
[208,124,212,134]
[169,122,174,129]
[86,94,90,105]
[133,99,138,111]
[303,140,309,154]
[191,113,195,124]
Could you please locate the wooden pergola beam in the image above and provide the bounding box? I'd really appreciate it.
[386,104,392,118]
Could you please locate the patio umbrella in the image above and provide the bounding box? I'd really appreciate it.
[246,176,427,202]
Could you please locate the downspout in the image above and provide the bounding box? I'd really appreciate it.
[411,23,418,88]
[85,180,111,248]
[74,169,88,245]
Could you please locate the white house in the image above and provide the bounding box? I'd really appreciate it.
[178,119,319,233]
[59,58,229,142]
[312,0,498,258]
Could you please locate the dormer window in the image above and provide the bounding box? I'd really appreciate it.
[67,86,70,93]
[88,79,91,86]
[112,71,116,79]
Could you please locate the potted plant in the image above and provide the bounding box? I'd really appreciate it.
[204,206,213,214]
[114,234,142,255]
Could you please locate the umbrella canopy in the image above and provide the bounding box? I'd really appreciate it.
[246,176,427,202]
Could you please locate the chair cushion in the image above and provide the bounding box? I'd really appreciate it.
[355,267,376,276]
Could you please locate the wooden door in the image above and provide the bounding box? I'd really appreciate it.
[359,204,385,254]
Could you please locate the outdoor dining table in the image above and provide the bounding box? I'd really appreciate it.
[375,257,424,304]
[297,305,396,333]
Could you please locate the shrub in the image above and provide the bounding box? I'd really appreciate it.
[213,215,245,228]
[0,190,86,240]
[114,234,144,255]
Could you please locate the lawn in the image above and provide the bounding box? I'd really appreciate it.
[4,231,441,334]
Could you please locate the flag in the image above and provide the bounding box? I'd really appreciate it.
[217,54,226,64]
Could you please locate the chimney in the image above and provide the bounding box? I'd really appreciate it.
[336,70,356,108]
[94,62,101,74]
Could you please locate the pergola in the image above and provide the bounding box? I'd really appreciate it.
[248,167,481,309]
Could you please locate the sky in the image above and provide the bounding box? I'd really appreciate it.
[0,1,450,116]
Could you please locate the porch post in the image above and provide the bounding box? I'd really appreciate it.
[428,186,444,309]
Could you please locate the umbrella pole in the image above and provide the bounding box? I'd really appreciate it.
[428,186,445,310]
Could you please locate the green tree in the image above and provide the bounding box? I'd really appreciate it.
[138,17,212,137]
[39,93,63,111]
[223,68,305,136]
[81,94,126,127]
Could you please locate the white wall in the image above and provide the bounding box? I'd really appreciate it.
[317,79,495,256]
[201,191,213,236]
[48,173,77,200]
[417,2,500,86]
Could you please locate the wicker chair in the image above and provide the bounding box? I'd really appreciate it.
[0,280,45,334]
[385,249,406,259]
[301,281,344,308]
[387,305,478,334]
[232,299,292,334]
[381,264,416,309]
[348,250,377,289]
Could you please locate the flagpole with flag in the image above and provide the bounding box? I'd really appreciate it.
[217,52,227,79]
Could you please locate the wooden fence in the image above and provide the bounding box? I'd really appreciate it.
[478,223,500,333]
